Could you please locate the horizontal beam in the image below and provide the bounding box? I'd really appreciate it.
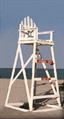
[37,60,54,65]
[34,77,50,81]
[33,94,58,100]
[38,31,54,35]
[41,78,51,80]
[33,108,58,112]
[18,40,54,46]
[8,102,24,106]
[34,77,57,81]
[5,104,29,112]
[19,26,38,32]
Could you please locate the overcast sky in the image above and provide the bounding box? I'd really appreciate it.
[0,0,64,68]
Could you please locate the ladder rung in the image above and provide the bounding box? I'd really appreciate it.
[33,94,59,100]
[34,78,41,81]
[49,78,57,82]
[41,78,51,80]
[34,78,56,81]
[37,60,54,65]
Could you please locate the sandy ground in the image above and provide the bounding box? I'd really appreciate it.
[0,79,64,119]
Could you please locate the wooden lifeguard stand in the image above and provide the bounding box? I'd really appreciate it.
[5,16,61,112]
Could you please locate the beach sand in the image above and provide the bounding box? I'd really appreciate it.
[0,79,64,119]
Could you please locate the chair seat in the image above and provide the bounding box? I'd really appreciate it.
[18,39,54,46]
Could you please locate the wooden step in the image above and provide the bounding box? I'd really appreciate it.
[37,60,54,65]
[34,78,56,81]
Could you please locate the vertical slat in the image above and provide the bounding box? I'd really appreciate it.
[50,31,53,41]
[24,17,27,27]
[24,17,27,38]
[27,16,30,28]
[31,18,34,37]
[21,21,24,37]
[31,18,33,27]
[19,24,21,40]
[34,23,36,27]
[21,21,23,27]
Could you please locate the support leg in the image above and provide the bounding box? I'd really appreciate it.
[5,45,19,105]
[30,43,36,111]
[18,44,30,109]
[34,63,37,104]
[50,46,61,106]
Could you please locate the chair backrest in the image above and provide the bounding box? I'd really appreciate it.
[18,16,38,40]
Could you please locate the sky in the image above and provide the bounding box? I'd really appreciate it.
[0,0,64,68]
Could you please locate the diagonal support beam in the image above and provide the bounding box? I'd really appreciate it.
[50,46,61,106]
[5,45,19,105]
[37,50,57,95]
[41,59,57,94]
[12,54,33,85]
[18,44,31,109]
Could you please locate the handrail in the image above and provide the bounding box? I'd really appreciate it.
[38,31,54,35]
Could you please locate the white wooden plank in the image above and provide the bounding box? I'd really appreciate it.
[24,17,27,38]
[33,94,59,100]
[34,23,36,27]
[19,44,31,109]
[31,18,33,27]
[27,16,30,28]
[12,54,33,84]
[5,104,29,112]
[21,21,24,37]
[38,31,54,35]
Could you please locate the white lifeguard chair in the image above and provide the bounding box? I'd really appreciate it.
[5,16,61,112]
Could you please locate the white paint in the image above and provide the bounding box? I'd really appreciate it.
[5,16,61,112]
